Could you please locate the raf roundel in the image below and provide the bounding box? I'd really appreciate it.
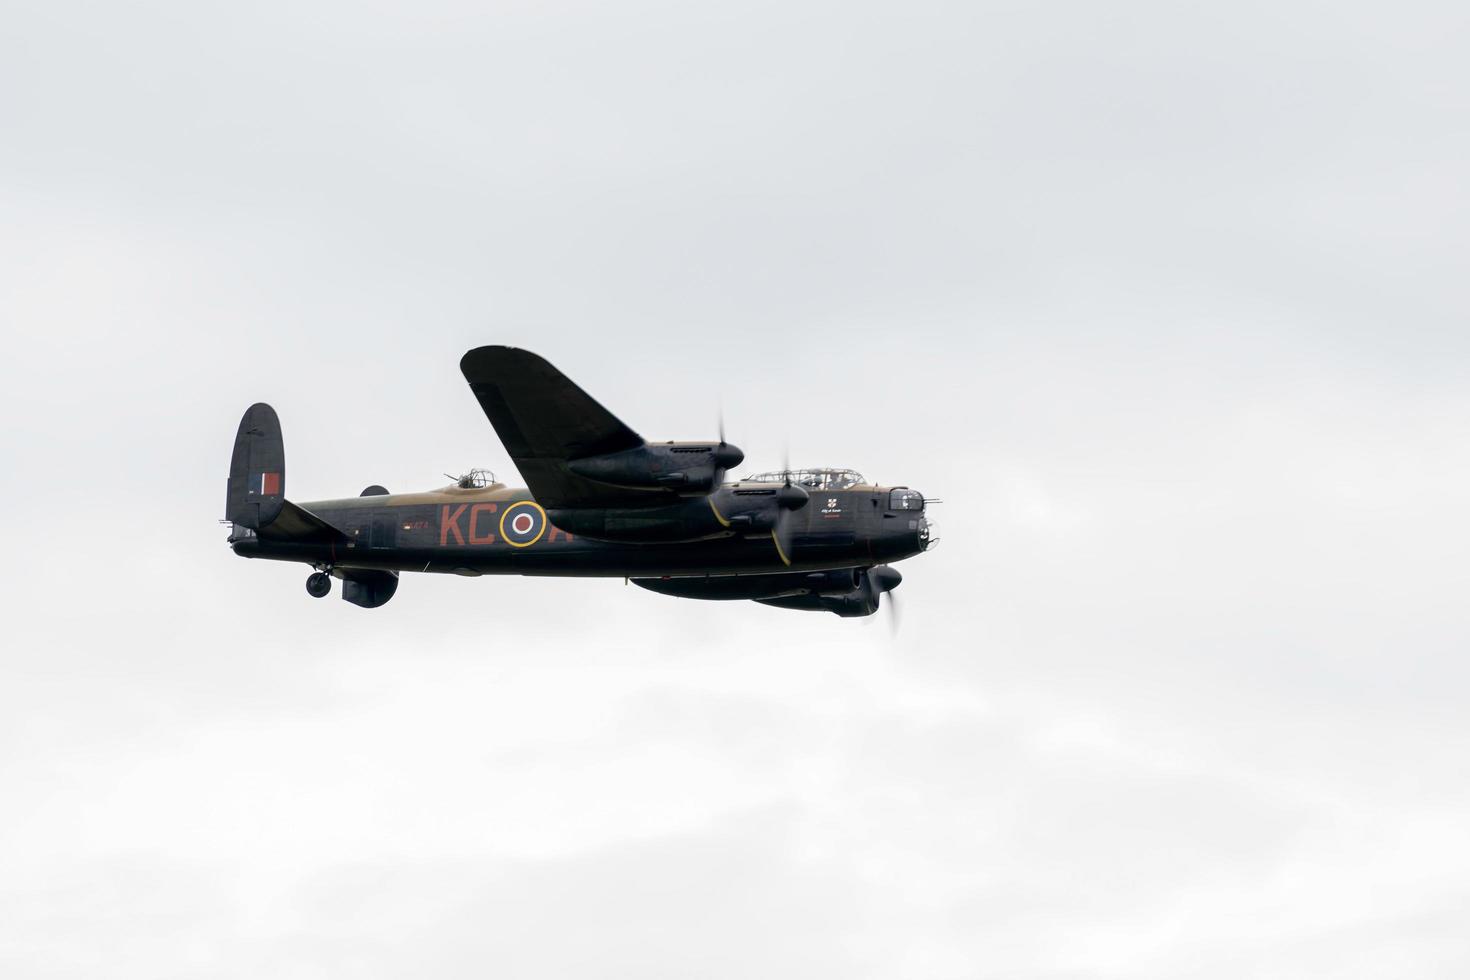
[498,500,548,548]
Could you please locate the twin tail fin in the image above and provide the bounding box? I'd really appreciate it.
[225,403,347,544]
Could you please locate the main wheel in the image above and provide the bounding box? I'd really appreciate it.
[306,571,332,598]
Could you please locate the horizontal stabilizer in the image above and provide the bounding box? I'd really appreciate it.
[257,500,350,545]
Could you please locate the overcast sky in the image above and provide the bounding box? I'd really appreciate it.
[3,1,1469,977]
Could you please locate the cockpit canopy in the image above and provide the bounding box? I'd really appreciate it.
[741,467,866,490]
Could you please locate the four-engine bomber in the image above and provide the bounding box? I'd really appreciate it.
[225,346,936,617]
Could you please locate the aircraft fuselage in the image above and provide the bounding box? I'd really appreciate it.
[229,482,929,579]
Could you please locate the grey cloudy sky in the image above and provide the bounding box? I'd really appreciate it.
[3,1,1469,976]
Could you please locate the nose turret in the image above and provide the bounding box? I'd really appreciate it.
[871,485,937,562]
[919,513,938,551]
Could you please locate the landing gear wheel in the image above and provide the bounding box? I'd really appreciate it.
[306,571,332,598]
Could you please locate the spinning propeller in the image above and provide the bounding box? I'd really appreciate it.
[866,564,903,633]
[771,445,810,566]
[710,410,744,488]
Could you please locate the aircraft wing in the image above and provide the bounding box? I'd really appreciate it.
[460,346,677,508]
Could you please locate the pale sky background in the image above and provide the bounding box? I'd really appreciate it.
[3,1,1469,977]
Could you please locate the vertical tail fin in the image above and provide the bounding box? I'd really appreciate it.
[225,403,286,529]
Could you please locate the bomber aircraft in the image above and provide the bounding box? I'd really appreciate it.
[224,346,937,617]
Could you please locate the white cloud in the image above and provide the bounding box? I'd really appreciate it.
[3,1,1469,976]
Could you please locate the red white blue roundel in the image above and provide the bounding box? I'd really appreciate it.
[499,500,547,548]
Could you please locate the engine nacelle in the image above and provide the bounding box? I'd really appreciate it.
[548,499,732,544]
[632,568,866,601]
[756,589,880,618]
[755,565,902,617]
[567,441,744,496]
[547,486,786,544]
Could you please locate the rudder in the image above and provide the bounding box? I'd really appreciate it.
[225,402,286,529]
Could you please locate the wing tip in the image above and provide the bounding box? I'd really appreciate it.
[460,345,545,381]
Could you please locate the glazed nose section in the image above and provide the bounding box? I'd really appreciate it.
[918,514,938,551]
[884,487,937,556]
